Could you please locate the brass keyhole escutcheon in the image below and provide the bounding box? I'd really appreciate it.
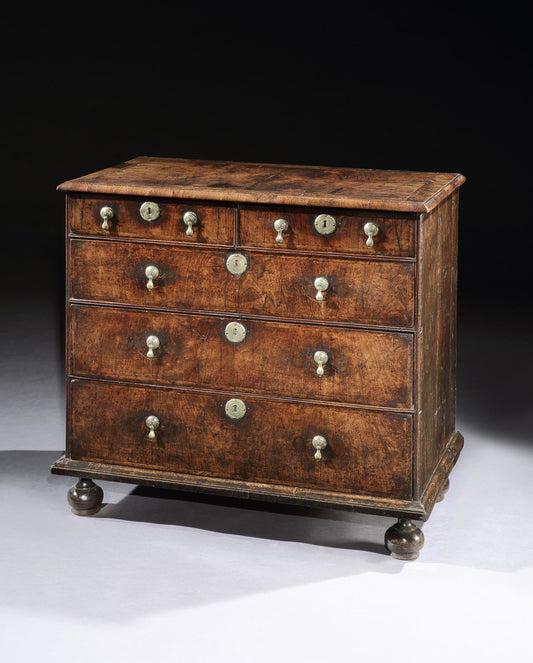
[225,398,247,420]
[139,201,161,222]
[225,253,248,275]
[314,214,337,236]
[225,322,247,344]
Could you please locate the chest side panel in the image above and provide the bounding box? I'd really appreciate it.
[415,192,459,496]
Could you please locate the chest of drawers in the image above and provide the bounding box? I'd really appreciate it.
[51,157,465,560]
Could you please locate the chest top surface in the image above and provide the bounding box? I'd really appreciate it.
[58,156,465,213]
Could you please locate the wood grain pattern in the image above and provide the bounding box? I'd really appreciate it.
[52,428,464,520]
[415,192,460,495]
[240,204,416,257]
[419,431,463,517]
[54,156,466,545]
[70,304,414,409]
[68,379,413,498]
[69,194,235,245]
[58,156,465,213]
[51,455,426,518]
[67,478,103,516]
[69,239,415,328]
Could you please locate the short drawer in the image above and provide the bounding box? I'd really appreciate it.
[70,304,414,409]
[239,204,416,257]
[69,239,415,328]
[69,194,234,245]
[69,379,413,498]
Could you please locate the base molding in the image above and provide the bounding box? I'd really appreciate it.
[418,431,464,518]
[51,431,463,520]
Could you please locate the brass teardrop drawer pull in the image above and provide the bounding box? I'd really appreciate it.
[144,264,160,290]
[313,350,329,376]
[145,415,160,440]
[273,218,289,244]
[99,205,114,231]
[145,335,160,359]
[183,210,198,236]
[363,221,379,247]
[312,435,327,461]
[314,276,329,302]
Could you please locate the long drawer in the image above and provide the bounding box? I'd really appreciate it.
[70,304,414,409]
[69,239,415,328]
[69,379,413,498]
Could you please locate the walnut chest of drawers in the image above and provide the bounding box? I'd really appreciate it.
[51,156,465,560]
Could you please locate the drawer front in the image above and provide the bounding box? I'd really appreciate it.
[70,239,415,328]
[69,195,234,245]
[240,204,416,257]
[69,379,413,498]
[70,305,414,409]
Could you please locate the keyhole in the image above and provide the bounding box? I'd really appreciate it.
[323,218,327,228]
[233,404,238,413]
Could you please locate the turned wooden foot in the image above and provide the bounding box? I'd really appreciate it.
[436,478,450,502]
[67,478,103,516]
[385,519,424,560]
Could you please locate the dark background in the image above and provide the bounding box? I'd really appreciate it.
[4,6,530,297]
[2,5,531,440]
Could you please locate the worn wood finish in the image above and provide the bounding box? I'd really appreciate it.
[52,427,464,519]
[67,478,104,516]
[240,204,416,257]
[69,239,415,328]
[70,304,414,409]
[54,157,466,557]
[419,431,463,518]
[69,194,235,245]
[58,156,465,213]
[384,519,424,560]
[415,192,460,496]
[436,478,450,502]
[52,456,427,518]
[68,379,413,498]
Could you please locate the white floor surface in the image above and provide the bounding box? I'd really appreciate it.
[1,419,532,663]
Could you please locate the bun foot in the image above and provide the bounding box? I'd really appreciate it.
[437,478,450,502]
[385,519,424,560]
[67,478,103,516]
